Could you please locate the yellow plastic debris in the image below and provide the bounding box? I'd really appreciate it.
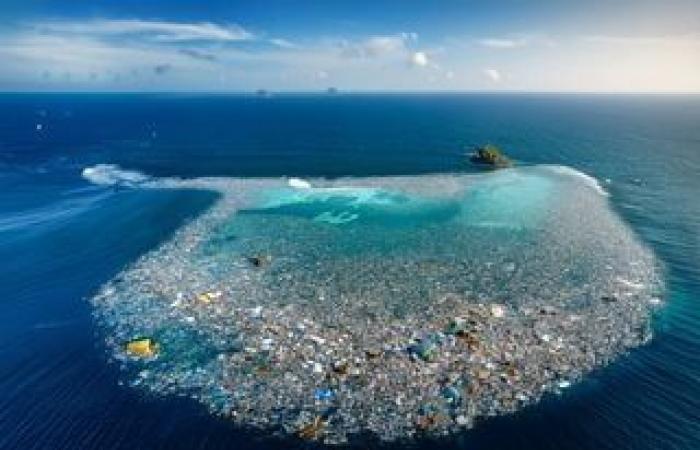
[125,338,159,358]
[297,415,326,440]
[196,291,222,304]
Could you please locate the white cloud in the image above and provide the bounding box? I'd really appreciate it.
[1,20,442,89]
[410,51,429,67]
[340,33,418,58]
[34,19,254,42]
[336,33,439,72]
[483,68,502,82]
[2,34,156,70]
[365,36,405,55]
[2,14,700,92]
[2,19,450,90]
[269,38,297,48]
[476,35,557,49]
[478,37,528,49]
[582,33,700,46]
[0,32,230,90]
[178,48,218,62]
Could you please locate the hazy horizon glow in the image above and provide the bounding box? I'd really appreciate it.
[0,1,698,92]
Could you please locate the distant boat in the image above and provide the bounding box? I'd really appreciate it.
[326,87,338,95]
[255,89,271,98]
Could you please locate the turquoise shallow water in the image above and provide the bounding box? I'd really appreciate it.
[254,168,553,229]
[0,93,699,449]
[188,167,644,317]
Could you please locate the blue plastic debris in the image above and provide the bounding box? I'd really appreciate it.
[314,388,335,401]
[441,386,462,405]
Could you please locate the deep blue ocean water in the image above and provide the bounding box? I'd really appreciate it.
[0,93,699,449]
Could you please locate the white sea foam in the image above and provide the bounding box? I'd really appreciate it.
[83,163,607,200]
[288,177,312,189]
[260,186,395,210]
[544,165,609,197]
[313,211,360,224]
[82,164,150,187]
[0,193,110,232]
[616,276,645,290]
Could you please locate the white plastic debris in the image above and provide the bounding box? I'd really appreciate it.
[490,304,506,318]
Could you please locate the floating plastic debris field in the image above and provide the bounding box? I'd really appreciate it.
[88,165,663,444]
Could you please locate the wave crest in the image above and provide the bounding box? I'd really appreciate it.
[544,165,609,196]
[82,164,150,187]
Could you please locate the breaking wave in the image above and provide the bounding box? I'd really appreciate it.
[543,165,610,196]
[81,164,151,187]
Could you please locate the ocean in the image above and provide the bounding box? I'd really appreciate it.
[0,93,698,449]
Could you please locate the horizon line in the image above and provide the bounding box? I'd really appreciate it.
[1,90,699,96]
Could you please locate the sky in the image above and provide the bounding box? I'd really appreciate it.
[0,0,698,92]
